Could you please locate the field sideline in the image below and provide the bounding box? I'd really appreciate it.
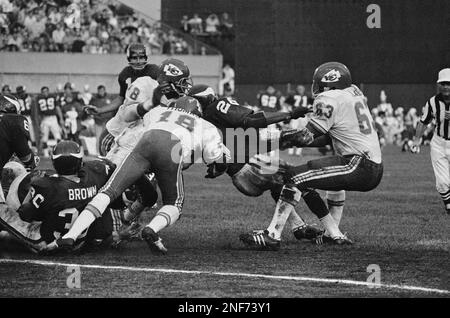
[0,145,449,297]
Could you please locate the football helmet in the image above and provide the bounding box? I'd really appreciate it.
[157,58,193,99]
[312,62,352,97]
[126,43,148,70]
[170,95,203,117]
[188,84,218,110]
[52,140,83,175]
[0,94,21,114]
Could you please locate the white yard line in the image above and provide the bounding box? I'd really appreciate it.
[1,258,449,295]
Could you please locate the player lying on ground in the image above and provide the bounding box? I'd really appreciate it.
[240,62,383,249]
[188,85,327,243]
[0,141,117,253]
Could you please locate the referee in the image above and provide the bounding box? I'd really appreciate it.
[412,68,450,214]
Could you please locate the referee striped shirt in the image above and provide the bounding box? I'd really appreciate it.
[420,93,450,139]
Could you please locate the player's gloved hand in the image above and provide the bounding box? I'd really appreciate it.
[290,105,313,119]
[205,162,228,179]
[83,105,99,115]
[279,128,314,150]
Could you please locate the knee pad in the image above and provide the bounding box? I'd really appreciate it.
[156,205,180,227]
[280,185,301,206]
[326,190,346,206]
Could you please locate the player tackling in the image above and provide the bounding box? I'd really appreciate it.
[240,62,383,249]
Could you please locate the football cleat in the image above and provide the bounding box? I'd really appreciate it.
[315,232,353,245]
[45,237,75,253]
[118,221,144,241]
[292,224,323,241]
[141,227,168,255]
[239,230,281,251]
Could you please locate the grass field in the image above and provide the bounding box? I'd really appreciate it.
[0,145,449,298]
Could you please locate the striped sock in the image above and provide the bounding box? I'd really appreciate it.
[440,190,450,210]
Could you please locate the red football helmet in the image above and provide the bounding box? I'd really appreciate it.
[126,43,148,70]
[157,58,193,99]
[312,62,352,97]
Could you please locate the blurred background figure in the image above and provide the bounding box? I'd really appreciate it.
[218,63,235,96]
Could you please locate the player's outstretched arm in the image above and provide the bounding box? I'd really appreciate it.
[241,106,312,129]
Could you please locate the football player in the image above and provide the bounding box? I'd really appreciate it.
[0,140,116,253]
[188,85,322,244]
[51,59,212,255]
[0,94,39,203]
[37,86,64,157]
[83,43,160,154]
[240,62,383,249]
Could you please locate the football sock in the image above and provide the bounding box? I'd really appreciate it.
[267,185,301,240]
[302,189,328,218]
[439,190,450,210]
[320,214,344,238]
[267,200,295,240]
[63,193,111,240]
[326,190,345,226]
[63,210,96,240]
[122,200,145,222]
[147,205,180,233]
[288,210,306,230]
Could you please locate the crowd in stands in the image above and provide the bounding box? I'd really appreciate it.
[179,12,234,40]
[0,0,200,55]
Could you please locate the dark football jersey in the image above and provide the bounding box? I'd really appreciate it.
[0,113,31,169]
[257,92,282,112]
[118,64,160,98]
[203,97,274,176]
[16,95,33,116]
[19,159,115,243]
[285,94,313,108]
[36,94,58,116]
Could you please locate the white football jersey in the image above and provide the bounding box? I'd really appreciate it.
[106,76,158,137]
[143,106,229,165]
[309,85,382,163]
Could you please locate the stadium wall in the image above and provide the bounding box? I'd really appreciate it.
[0,53,222,94]
[162,0,449,109]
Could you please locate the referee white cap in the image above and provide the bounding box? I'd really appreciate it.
[437,68,450,83]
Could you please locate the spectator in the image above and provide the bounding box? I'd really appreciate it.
[218,63,235,96]
[220,12,234,39]
[188,13,203,34]
[52,22,65,51]
[147,27,161,54]
[205,13,220,35]
[71,31,86,52]
[180,15,190,33]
